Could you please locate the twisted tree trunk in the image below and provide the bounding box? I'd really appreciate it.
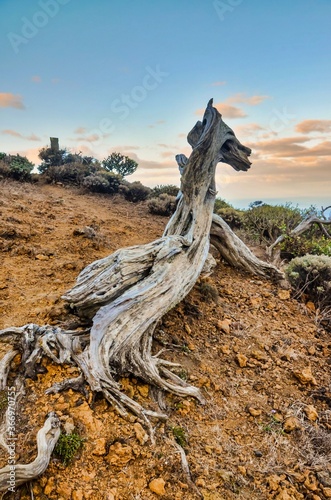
[0,99,282,490]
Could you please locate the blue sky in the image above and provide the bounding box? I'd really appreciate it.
[1,0,330,207]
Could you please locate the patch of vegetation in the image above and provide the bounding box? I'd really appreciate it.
[147,193,177,216]
[150,184,179,198]
[82,171,122,194]
[54,432,85,466]
[172,426,187,447]
[286,255,331,323]
[0,153,34,181]
[243,203,302,244]
[102,152,138,177]
[119,181,151,202]
[198,280,219,303]
[260,414,284,435]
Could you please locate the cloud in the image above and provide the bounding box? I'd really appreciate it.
[74,127,87,134]
[296,119,331,134]
[2,129,41,141]
[148,120,166,128]
[251,136,331,159]
[31,75,41,83]
[0,93,25,109]
[195,103,247,119]
[235,123,264,138]
[227,93,270,106]
[210,81,226,86]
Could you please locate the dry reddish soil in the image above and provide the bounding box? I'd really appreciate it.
[0,179,331,500]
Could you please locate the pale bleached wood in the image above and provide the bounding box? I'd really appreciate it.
[0,413,60,492]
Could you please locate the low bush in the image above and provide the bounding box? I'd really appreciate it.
[147,193,177,216]
[286,254,331,306]
[216,207,244,230]
[150,184,179,198]
[82,171,122,194]
[281,235,331,258]
[243,203,302,243]
[43,162,94,185]
[119,181,151,202]
[0,153,34,181]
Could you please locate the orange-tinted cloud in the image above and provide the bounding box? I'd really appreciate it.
[296,119,331,134]
[148,120,166,128]
[210,81,226,86]
[0,93,25,109]
[195,103,247,118]
[251,136,331,158]
[74,127,87,134]
[227,93,270,106]
[31,75,41,83]
[2,129,41,141]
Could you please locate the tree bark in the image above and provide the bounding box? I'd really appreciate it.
[0,99,283,489]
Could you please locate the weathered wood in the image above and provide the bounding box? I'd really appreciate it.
[211,214,284,281]
[0,413,60,492]
[0,99,283,490]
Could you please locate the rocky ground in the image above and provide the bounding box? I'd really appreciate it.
[0,179,331,500]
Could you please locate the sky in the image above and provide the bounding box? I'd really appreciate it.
[0,0,330,208]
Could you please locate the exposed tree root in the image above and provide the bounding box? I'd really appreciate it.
[0,413,60,493]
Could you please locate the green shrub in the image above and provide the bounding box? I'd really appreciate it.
[217,207,244,230]
[150,184,179,198]
[286,254,331,307]
[43,162,94,185]
[0,154,34,181]
[172,426,187,447]
[54,432,84,466]
[102,152,138,177]
[214,197,232,212]
[119,181,151,202]
[82,171,122,194]
[147,194,177,216]
[281,235,331,258]
[243,203,302,243]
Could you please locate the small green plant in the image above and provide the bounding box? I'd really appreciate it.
[54,432,84,465]
[260,414,284,434]
[172,426,187,447]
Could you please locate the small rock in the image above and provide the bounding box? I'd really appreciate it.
[304,476,318,491]
[134,422,148,445]
[56,482,72,499]
[283,416,301,433]
[216,319,231,334]
[278,290,291,300]
[247,406,262,417]
[220,344,230,355]
[44,477,55,496]
[149,477,166,495]
[293,366,317,385]
[92,438,107,456]
[322,487,331,498]
[36,254,49,261]
[106,442,133,467]
[307,346,316,355]
[304,405,318,421]
[184,323,191,335]
[63,418,75,435]
[267,474,281,491]
[306,301,316,312]
[72,490,84,500]
[218,469,233,481]
[137,384,149,398]
[195,477,206,487]
[236,353,248,368]
[254,450,263,457]
[205,445,213,454]
[275,489,294,500]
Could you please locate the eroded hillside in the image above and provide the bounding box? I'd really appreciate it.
[0,180,331,500]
